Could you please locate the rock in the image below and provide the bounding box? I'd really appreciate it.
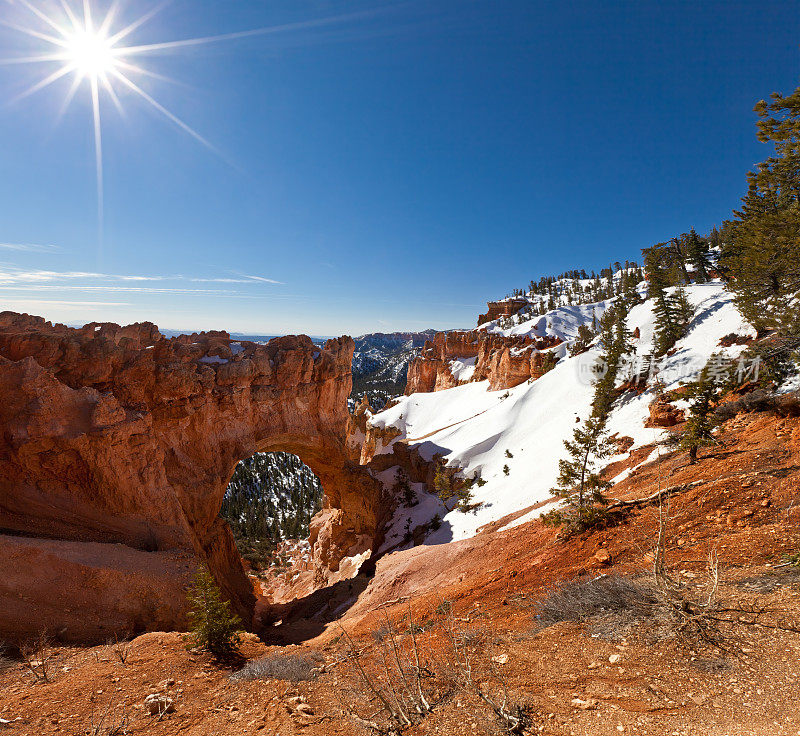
[0,312,385,645]
[477,298,529,326]
[645,398,685,428]
[491,654,509,665]
[405,329,562,394]
[571,697,598,710]
[143,694,174,716]
[608,654,622,664]
[593,548,612,565]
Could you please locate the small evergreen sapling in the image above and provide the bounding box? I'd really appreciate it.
[652,286,694,358]
[679,362,721,463]
[186,566,243,655]
[395,467,415,507]
[545,417,616,534]
[434,462,475,512]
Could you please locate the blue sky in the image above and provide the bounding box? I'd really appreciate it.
[0,0,798,336]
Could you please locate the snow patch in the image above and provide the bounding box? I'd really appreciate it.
[449,356,477,382]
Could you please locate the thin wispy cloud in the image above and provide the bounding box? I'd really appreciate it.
[0,284,303,300]
[225,271,284,285]
[0,267,283,288]
[0,243,61,253]
[6,299,131,307]
[4,284,241,295]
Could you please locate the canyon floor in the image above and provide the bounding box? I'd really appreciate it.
[2,408,800,736]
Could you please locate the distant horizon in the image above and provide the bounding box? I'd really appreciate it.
[1,0,798,334]
[51,319,452,341]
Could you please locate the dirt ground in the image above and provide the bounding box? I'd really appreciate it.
[2,409,800,735]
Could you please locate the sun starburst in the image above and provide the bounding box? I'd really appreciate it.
[1,0,383,254]
[0,0,221,247]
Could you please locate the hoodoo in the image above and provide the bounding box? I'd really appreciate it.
[0,312,383,644]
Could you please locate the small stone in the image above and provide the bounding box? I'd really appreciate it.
[491,654,509,665]
[571,697,598,710]
[143,694,175,716]
[593,548,612,565]
[609,654,622,664]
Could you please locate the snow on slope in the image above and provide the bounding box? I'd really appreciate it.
[605,282,755,448]
[483,299,615,342]
[371,282,755,549]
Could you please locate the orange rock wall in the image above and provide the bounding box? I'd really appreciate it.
[406,328,561,394]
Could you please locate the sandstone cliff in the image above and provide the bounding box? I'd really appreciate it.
[405,328,562,394]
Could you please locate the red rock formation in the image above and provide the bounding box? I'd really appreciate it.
[645,397,686,427]
[477,297,529,326]
[405,331,481,394]
[0,312,384,644]
[347,397,402,465]
[406,328,562,394]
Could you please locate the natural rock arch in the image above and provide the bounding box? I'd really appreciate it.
[0,312,383,644]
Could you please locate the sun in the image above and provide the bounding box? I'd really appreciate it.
[0,0,364,246]
[64,28,117,80]
[0,0,222,241]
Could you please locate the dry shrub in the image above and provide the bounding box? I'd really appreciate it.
[336,603,529,734]
[20,631,57,683]
[734,566,800,594]
[649,500,800,652]
[534,575,659,627]
[231,651,324,682]
[713,389,779,421]
[107,634,132,665]
[88,703,130,736]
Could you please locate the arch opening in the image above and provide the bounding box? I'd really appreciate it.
[220,451,323,592]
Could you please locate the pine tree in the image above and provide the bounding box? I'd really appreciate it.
[546,416,616,533]
[395,467,415,507]
[685,228,712,282]
[678,361,721,463]
[186,566,243,655]
[651,281,693,358]
[621,269,641,309]
[592,302,631,420]
[672,286,695,332]
[570,324,595,356]
[720,83,800,335]
[671,237,691,283]
[434,463,452,502]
